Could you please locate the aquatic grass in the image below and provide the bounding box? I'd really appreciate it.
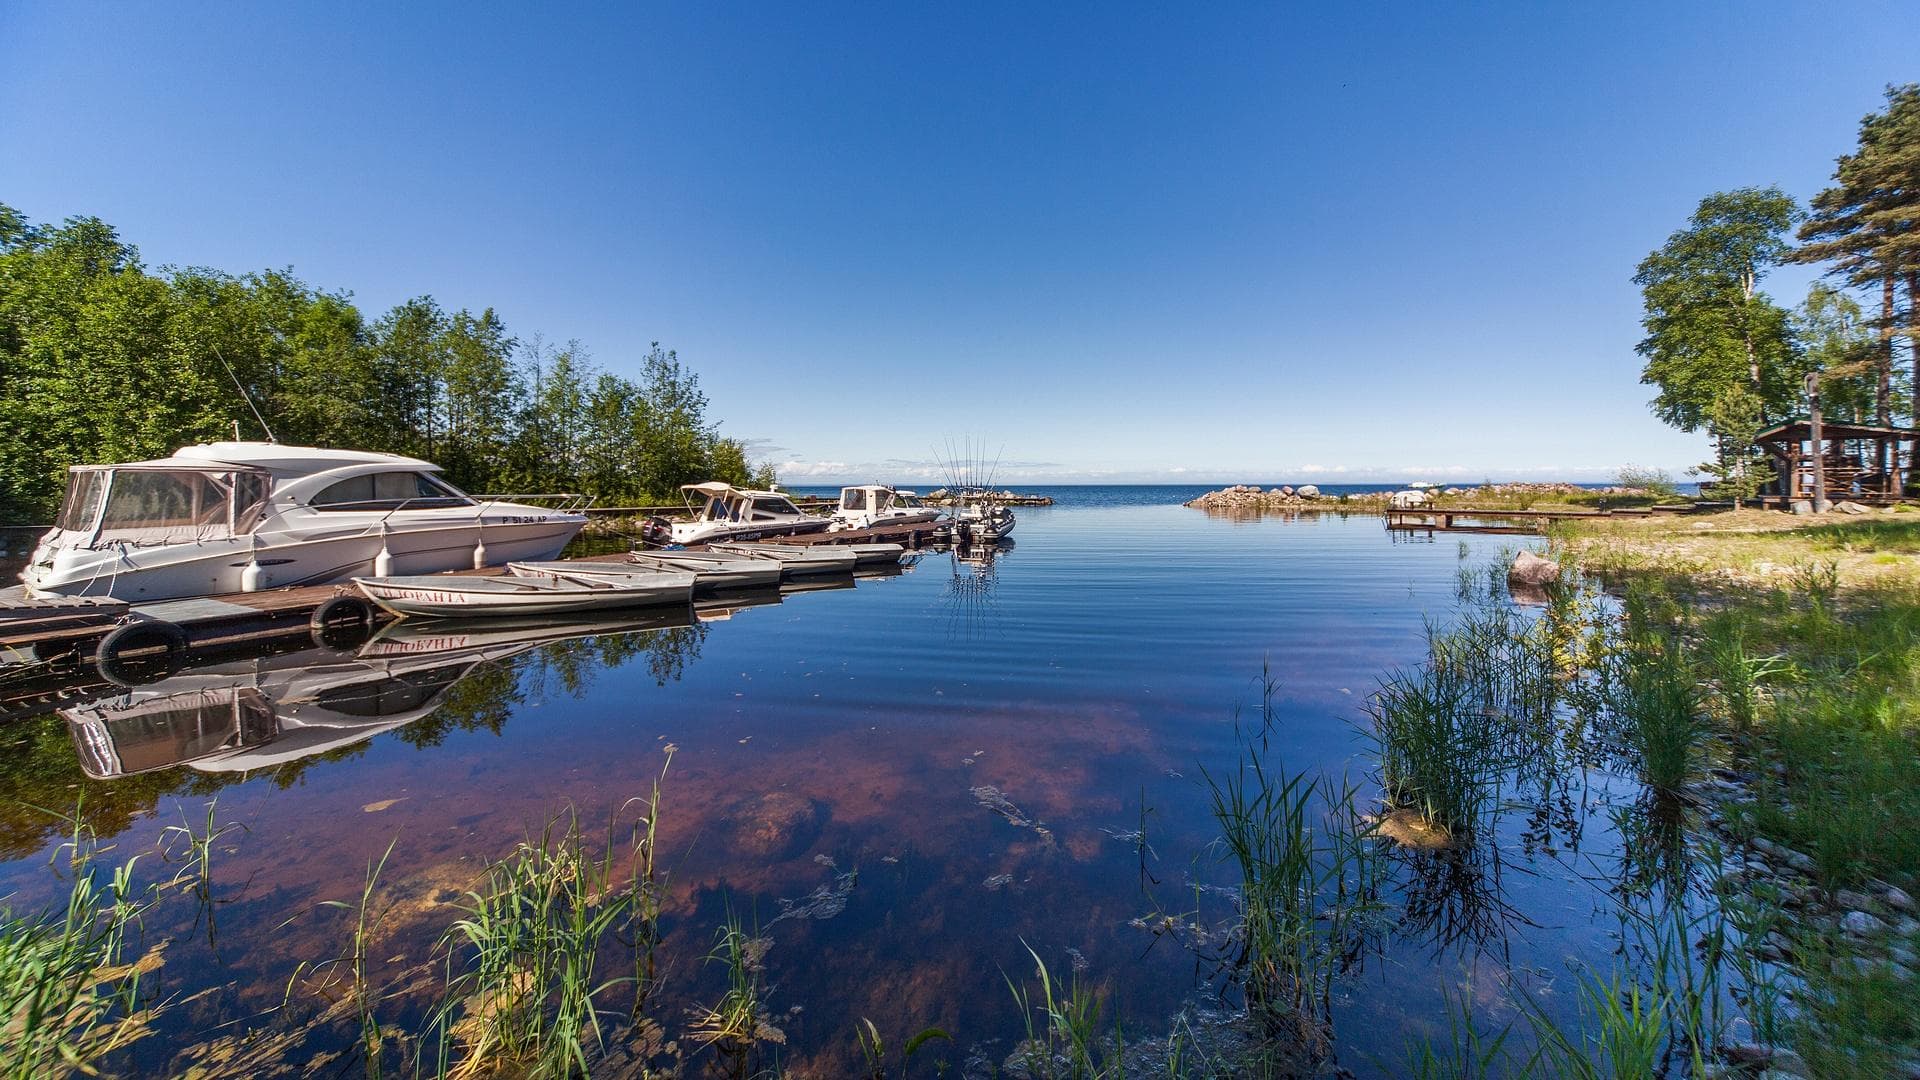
[1203,748,1383,1054]
[688,905,784,1070]
[1398,987,1516,1080]
[853,1016,952,1079]
[307,837,398,1078]
[436,810,656,1078]
[1004,942,1118,1079]
[1610,638,1705,797]
[1699,619,1790,735]
[1,804,222,1080]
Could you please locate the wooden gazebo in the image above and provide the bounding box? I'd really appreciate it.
[1753,417,1917,505]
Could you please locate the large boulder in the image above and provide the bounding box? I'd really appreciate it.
[1296,484,1320,499]
[1508,550,1560,587]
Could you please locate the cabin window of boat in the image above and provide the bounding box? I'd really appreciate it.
[842,489,867,511]
[312,471,475,511]
[98,470,232,535]
[751,497,797,520]
[230,471,271,533]
[55,471,108,532]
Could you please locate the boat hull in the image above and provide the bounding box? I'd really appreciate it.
[707,543,857,576]
[24,517,585,602]
[356,572,693,619]
[625,553,784,592]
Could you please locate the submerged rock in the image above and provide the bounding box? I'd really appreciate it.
[1372,808,1451,850]
[731,791,826,859]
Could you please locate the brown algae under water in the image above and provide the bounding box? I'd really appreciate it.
[0,501,1780,1077]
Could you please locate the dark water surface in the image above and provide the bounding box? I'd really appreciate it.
[0,494,1645,1075]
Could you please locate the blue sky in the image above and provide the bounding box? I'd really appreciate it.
[3,4,1915,484]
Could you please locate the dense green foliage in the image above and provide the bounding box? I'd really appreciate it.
[1635,186,1805,433]
[0,204,773,524]
[1639,86,1920,484]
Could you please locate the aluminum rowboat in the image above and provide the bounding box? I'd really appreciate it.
[355,572,695,619]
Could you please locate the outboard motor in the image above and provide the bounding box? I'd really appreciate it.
[639,516,673,546]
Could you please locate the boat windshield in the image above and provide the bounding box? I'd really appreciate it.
[55,471,108,532]
[76,467,273,544]
[841,488,868,511]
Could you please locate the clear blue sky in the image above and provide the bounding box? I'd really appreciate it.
[4,3,1915,484]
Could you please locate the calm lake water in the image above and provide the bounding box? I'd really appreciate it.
[0,488,1653,1076]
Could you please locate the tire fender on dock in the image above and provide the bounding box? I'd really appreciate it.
[94,619,190,687]
[309,594,377,650]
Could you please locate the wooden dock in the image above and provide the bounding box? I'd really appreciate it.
[0,520,948,667]
[1382,504,1697,535]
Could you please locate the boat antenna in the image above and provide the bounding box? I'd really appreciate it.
[212,344,277,443]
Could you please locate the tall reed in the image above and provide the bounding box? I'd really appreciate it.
[433,748,672,1078]
[2,803,223,1079]
[1205,747,1382,1053]
[1612,639,1704,796]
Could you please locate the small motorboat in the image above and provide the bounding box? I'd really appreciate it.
[356,571,695,619]
[950,501,1015,543]
[638,483,830,546]
[830,486,942,531]
[706,542,857,576]
[625,551,784,592]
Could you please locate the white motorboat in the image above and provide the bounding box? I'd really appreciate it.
[625,551,784,591]
[21,442,588,602]
[638,483,829,546]
[356,571,695,618]
[830,486,942,531]
[950,500,1016,542]
[706,542,857,576]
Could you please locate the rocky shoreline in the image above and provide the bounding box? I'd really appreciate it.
[1184,481,1653,511]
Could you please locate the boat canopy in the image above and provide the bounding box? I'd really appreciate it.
[56,463,274,544]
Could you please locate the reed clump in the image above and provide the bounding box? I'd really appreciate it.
[1205,704,1385,1061]
[1,802,226,1080]
[432,753,671,1079]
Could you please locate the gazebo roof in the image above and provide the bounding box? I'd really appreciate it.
[1755,416,1920,442]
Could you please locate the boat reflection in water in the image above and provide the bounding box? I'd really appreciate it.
[58,548,920,778]
[62,611,693,779]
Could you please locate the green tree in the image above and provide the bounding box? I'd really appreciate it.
[440,307,519,492]
[1636,187,1805,434]
[1794,84,1920,489]
[1795,283,1880,422]
[1696,386,1769,509]
[633,343,714,496]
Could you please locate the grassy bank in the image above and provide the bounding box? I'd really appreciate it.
[1551,510,1920,1076]
[1554,507,1920,589]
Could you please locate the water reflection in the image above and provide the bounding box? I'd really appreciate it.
[944,538,1012,641]
[63,613,692,779]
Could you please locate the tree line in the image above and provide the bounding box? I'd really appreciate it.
[1636,84,1920,499]
[0,203,774,524]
